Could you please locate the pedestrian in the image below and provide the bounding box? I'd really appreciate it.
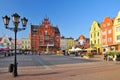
[104,54,107,61]
[113,55,117,61]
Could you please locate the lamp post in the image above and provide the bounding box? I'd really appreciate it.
[2,13,28,77]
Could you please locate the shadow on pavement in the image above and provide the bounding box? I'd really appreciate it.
[19,71,60,77]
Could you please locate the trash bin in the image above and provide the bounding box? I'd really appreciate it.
[8,64,14,73]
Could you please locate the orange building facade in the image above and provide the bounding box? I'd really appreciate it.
[100,17,115,53]
[30,18,60,54]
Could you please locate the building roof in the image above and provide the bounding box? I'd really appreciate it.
[0,34,12,42]
[31,24,39,28]
[53,26,60,34]
[90,20,100,32]
[30,17,60,35]
[79,35,85,40]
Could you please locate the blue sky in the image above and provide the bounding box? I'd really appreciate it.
[0,0,120,39]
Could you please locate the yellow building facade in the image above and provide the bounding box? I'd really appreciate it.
[21,38,31,50]
[90,21,102,54]
[114,11,120,51]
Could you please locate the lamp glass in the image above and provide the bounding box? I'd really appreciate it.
[21,17,28,27]
[12,13,20,23]
[3,15,10,26]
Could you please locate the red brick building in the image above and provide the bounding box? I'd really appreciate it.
[30,18,60,54]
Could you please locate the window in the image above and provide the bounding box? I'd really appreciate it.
[28,46,30,49]
[102,30,106,35]
[32,27,38,34]
[32,35,35,39]
[102,39,106,43]
[103,24,106,27]
[118,18,120,22]
[108,37,112,42]
[39,42,43,45]
[22,46,24,49]
[45,42,48,46]
[116,26,120,32]
[108,29,112,34]
[98,32,99,36]
[25,46,27,49]
[44,35,49,40]
[40,35,43,41]
[50,37,54,42]
[94,40,96,44]
[98,39,99,44]
[107,22,110,26]
[91,34,92,38]
[28,41,30,44]
[117,35,120,40]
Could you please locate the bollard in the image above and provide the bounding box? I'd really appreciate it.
[8,64,14,73]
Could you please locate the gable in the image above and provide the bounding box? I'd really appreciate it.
[90,21,100,33]
[100,16,114,29]
[114,11,120,26]
[0,34,11,44]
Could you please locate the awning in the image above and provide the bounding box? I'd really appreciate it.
[0,46,9,51]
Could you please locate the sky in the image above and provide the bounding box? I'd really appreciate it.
[0,0,120,39]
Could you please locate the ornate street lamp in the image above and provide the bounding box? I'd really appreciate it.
[2,13,28,77]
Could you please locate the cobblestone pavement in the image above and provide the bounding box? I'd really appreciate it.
[0,55,120,80]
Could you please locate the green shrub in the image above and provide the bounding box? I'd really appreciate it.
[105,51,120,57]
[116,51,120,57]
[105,51,115,57]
